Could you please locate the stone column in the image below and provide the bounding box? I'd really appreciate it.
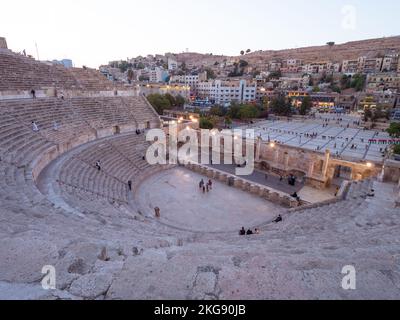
[255,137,261,162]
[308,161,315,177]
[274,149,280,165]
[378,165,385,182]
[322,150,330,179]
[284,152,290,171]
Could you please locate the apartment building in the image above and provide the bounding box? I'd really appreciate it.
[358,57,383,73]
[269,61,282,72]
[280,59,303,73]
[337,94,357,112]
[168,58,178,71]
[310,93,339,110]
[381,54,399,72]
[169,71,207,88]
[367,73,400,91]
[285,59,303,67]
[342,59,359,74]
[302,64,319,74]
[149,67,169,83]
[140,83,190,99]
[358,91,397,111]
[197,80,257,105]
[327,62,341,73]
[278,76,309,89]
[287,91,309,108]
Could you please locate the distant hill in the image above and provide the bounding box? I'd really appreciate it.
[173,36,400,67]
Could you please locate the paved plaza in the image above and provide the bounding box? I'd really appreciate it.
[239,115,392,163]
[135,167,283,233]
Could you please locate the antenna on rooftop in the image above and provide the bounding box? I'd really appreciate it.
[35,42,40,61]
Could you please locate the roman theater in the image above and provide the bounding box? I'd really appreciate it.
[1,44,400,300]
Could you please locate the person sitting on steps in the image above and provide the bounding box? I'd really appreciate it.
[32,121,39,132]
[239,227,246,236]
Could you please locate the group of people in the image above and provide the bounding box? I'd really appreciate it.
[239,215,283,236]
[239,227,260,236]
[199,179,213,193]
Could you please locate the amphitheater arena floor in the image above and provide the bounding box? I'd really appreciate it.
[134,167,283,233]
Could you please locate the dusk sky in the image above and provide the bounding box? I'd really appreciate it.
[1,0,399,68]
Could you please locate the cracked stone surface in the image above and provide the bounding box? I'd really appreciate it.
[1,166,399,299]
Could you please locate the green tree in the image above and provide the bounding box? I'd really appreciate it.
[299,96,312,115]
[312,86,321,93]
[351,74,366,92]
[224,116,233,128]
[330,84,341,93]
[387,122,400,137]
[209,105,227,117]
[127,69,134,83]
[147,94,172,114]
[227,103,241,119]
[175,95,185,108]
[164,93,176,107]
[205,68,216,79]
[270,95,292,116]
[393,144,400,155]
[238,104,259,120]
[364,108,373,122]
[340,75,351,89]
[199,117,214,129]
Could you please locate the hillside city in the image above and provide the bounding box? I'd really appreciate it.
[96,36,400,128]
